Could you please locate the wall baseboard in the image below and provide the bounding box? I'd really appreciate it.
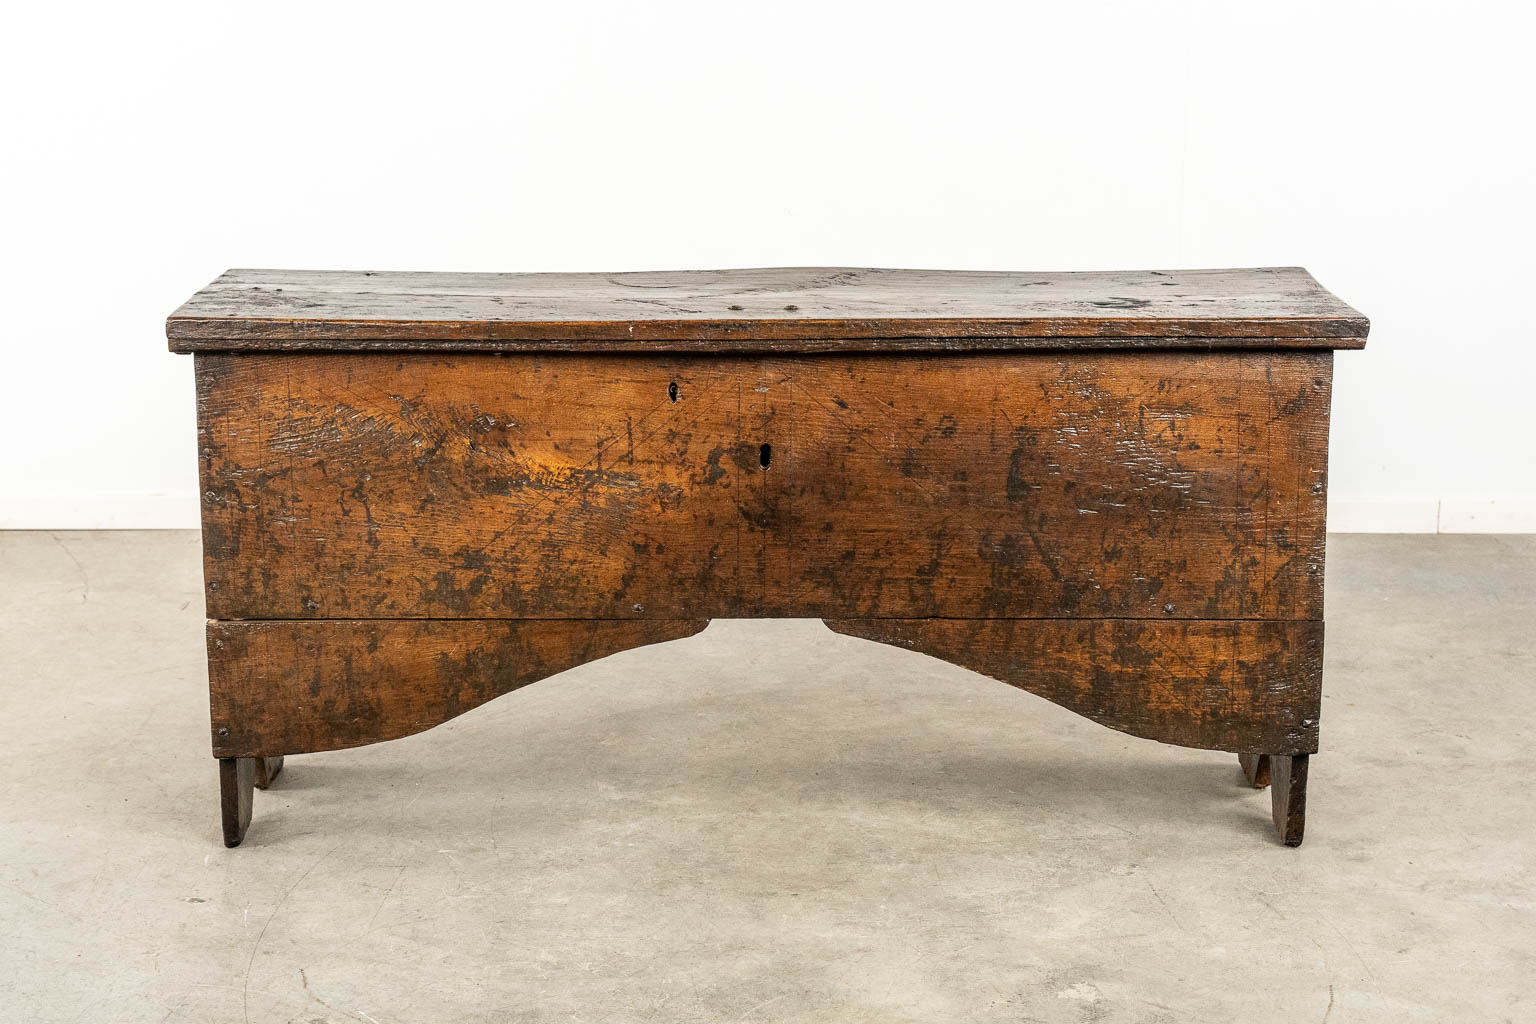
[1326,500,1440,533]
[1436,500,1536,533]
[3,493,1534,534]
[0,492,201,530]
[1327,499,1536,534]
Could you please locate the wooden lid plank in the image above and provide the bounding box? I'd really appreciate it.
[167,266,1368,352]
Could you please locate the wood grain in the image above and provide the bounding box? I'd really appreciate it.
[207,618,707,758]
[252,755,283,789]
[1239,752,1272,787]
[218,757,254,847]
[167,267,1368,350]
[1270,753,1309,845]
[175,266,1362,847]
[195,350,1331,621]
[825,618,1323,754]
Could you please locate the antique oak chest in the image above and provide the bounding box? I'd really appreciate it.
[167,267,1367,847]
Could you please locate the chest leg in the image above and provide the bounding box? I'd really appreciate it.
[1239,753,1309,845]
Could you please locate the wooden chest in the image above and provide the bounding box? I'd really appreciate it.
[168,266,1367,846]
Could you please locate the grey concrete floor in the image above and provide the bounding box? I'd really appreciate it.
[0,532,1532,1023]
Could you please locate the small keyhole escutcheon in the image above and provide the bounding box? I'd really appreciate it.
[759,443,772,470]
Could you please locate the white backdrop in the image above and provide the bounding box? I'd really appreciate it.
[3,1,1532,531]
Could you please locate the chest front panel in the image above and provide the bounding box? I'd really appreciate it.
[196,350,1330,621]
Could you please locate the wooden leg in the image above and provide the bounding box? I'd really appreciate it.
[1270,753,1309,847]
[219,757,254,847]
[1238,753,1308,845]
[253,755,284,789]
[219,755,284,846]
[1238,753,1271,788]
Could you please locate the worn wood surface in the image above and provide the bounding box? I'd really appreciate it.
[167,267,1369,350]
[175,267,1361,847]
[207,618,707,758]
[196,350,1331,621]
[253,754,283,789]
[1239,752,1272,787]
[1270,753,1309,845]
[826,619,1323,754]
[218,757,254,847]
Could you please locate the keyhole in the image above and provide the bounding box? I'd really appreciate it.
[668,381,679,402]
[759,443,772,470]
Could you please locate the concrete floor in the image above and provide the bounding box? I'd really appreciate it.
[0,532,1531,1023]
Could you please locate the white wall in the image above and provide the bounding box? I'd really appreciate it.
[3,1,1532,531]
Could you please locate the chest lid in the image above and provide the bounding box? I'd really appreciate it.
[167,266,1367,353]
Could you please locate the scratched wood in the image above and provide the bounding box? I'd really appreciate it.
[196,350,1331,621]
[207,618,707,757]
[173,268,1365,846]
[196,353,759,619]
[825,618,1323,753]
[757,351,1331,620]
[167,266,1369,349]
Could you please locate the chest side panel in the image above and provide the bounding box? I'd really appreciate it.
[196,350,1330,620]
